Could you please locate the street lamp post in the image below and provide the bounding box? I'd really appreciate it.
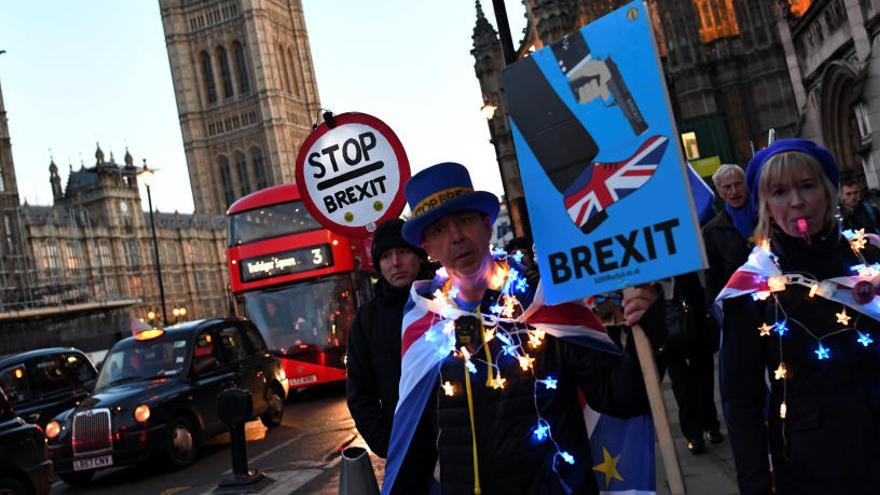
[140,161,168,327]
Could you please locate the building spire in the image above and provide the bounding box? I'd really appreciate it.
[95,142,105,165]
[473,0,499,46]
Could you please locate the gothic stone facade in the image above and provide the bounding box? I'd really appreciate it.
[160,0,321,214]
[19,146,228,324]
[0,81,28,308]
[776,0,880,189]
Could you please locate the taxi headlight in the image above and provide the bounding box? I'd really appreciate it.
[134,404,151,423]
[45,420,61,439]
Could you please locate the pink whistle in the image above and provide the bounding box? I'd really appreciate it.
[797,218,810,244]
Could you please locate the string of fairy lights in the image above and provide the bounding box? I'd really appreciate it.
[423,248,578,483]
[748,229,877,420]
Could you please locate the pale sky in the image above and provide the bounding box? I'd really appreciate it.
[0,1,526,214]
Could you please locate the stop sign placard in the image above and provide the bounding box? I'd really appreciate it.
[295,112,410,237]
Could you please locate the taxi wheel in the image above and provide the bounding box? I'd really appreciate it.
[260,385,284,428]
[166,417,198,468]
[0,477,27,495]
[59,471,95,486]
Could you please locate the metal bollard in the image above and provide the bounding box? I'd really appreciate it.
[338,446,379,495]
[217,388,264,488]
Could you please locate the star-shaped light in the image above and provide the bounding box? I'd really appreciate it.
[809,284,819,298]
[501,295,518,318]
[773,363,787,380]
[592,447,624,488]
[503,344,519,357]
[489,303,504,315]
[442,381,455,396]
[815,343,831,360]
[483,328,495,343]
[492,246,507,257]
[540,376,558,389]
[767,276,786,292]
[465,361,477,374]
[559,451,575,465]
[857,332,874,347]
[849,228,868,253]
[517,354,535,371]
[836,308,851,326]
[516,278,529,293]
[752,291,771,301]
[774,321,788,336]
[758,323,773,337]
[490,376,506,389]
[533,423,550,441]
[512,251,525,263]
[779,401,787,419]
[528,329,546,348]
[448,286,460,299]
[432,289,445,301]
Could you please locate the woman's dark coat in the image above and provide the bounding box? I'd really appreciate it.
[721,230,880,494]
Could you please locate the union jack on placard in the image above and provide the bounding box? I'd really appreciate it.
[563,135,668,233]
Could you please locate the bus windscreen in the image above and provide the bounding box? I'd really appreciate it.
[228,200,322,246]
[237,274,355,355]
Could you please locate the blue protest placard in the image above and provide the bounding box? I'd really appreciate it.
[503,0,706,304]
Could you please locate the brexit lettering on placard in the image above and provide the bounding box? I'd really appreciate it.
[296,114,409,237]
[547,219,680,284]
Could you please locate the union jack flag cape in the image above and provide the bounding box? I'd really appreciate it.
[382,261,656,494]
[715,244,880,322]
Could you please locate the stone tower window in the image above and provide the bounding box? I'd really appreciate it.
[0,161,5,192]
[288,46,301,97]
[219,155,235,207]
[233,41,250,94]
[278,44,292,94]
[235,151,251,195]
[251,147,268,190]
[4,215,13,252]
[200,51,218,104]
[217,46,234,99]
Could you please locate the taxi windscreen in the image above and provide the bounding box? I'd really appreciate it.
[96,339,188,391]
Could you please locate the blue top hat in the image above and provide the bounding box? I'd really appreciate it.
[402,162,500,245]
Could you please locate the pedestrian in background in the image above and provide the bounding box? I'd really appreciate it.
[703,164,754,304]
[839,176,880,234]
[345,218,437,494]
[719,139,880,494]
[657,273,724,455]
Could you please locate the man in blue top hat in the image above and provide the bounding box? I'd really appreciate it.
[382,162,663,495]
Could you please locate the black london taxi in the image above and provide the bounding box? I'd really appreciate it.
[45,318,289,485]
[0,388,52,495]
[0,348,97,427]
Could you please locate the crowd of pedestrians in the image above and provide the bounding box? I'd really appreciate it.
[345,138,880,494]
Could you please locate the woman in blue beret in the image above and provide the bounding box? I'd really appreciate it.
[717,139,880,494]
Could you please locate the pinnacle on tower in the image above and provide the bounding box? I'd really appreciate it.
[473,0,500,49]
[124,147,134,168]
[95,142,105,165]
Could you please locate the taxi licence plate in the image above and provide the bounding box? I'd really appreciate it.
[73,454,113,471]
[289,374,317,386]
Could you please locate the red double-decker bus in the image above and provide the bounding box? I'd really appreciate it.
[226,184,374,389]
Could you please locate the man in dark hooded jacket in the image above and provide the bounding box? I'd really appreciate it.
[346,218,437,493]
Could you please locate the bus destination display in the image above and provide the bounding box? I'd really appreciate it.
[240,244,334,283]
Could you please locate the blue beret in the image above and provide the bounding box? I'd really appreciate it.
[745,138,839,210]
